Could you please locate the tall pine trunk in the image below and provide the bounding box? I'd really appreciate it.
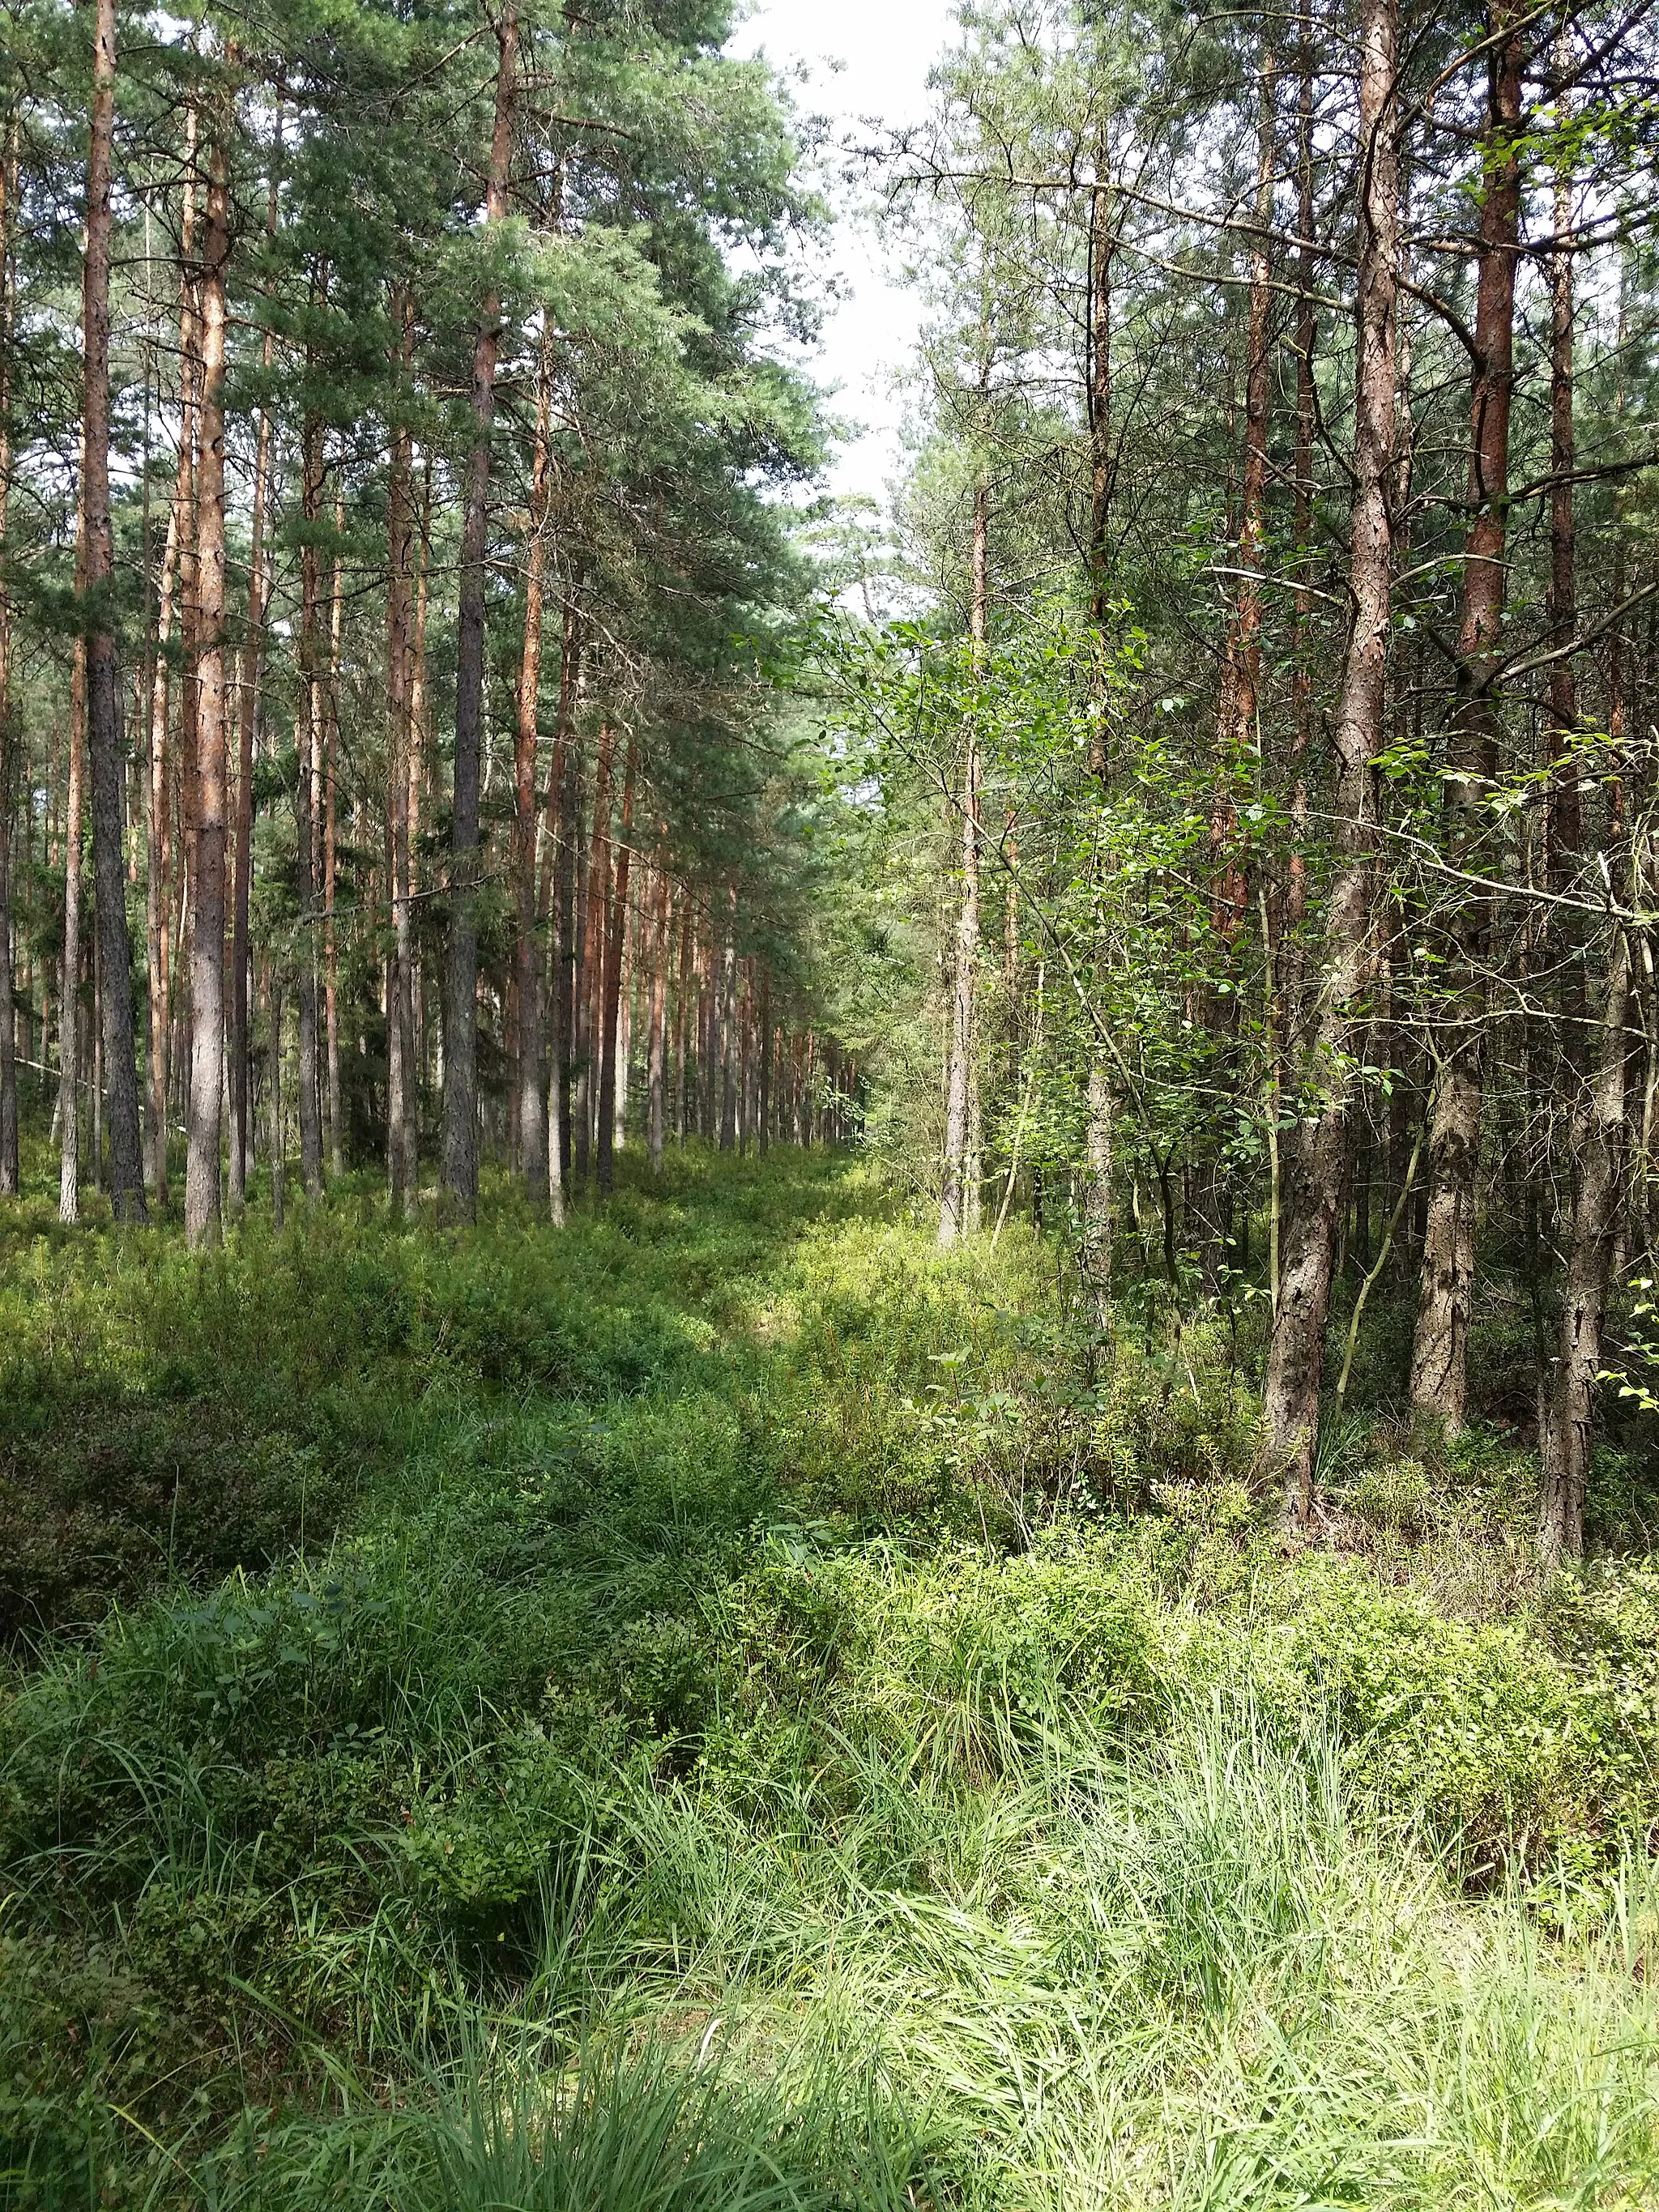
[1079,148,1115,1314]
[386,296,416,1212]
[1410,7,1523,1430]
[673,905,692,1146]
[1539,924,1632,1561]
[757,961,770,1158]
[324,505,343,1178]
[0,125,15,1199]
[596,735,634,1198]
[229,368,271,1213]
[442,0,518,1217]
[296,407,324,1198]
[576,722,612,1184]
[514,326,552,1194]
[184,96,232,1249]
[548,603,582,1218]
[647,870,668,1173]
[145,474,181,1202]
[1262,0,1400,1516]
[82,0,146,1220]
[263,960,284,1229]
[940,482,987,1247]
[59,629,84,1222]
[719,887,737,1153]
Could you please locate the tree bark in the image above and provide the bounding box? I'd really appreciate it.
[60,635,85,1223]
[514,325,552,1195]
[595,733,635,1197]
[940,482,987,1247]
[673,904,693,1147]
[1079,147,1115,1310]
[0,127,15,1198]
[227,121,278,1216]
[264,960,284,1230]
[442,0,518,1218]
[324,501,343,1178]
[184,97,232,1249]
[757,960,770,1160]
[386,293,416,1211]
[548,603,581,1218]
[145,473,181,1202]
[1545,42,1584,1113]
[81,0,146,1221]
[296,408,324,1199]
[646,863,668,1173]
[229,381,271,1215]
[576,720,612,1183]
[1539,927,1632,1562]
[409,456,431,1121]
[1263,0,1399,1516]
[719,888,738,1153]
[173,103,202,1163]
[1410,7,1523,1431]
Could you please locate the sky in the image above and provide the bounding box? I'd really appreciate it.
[729,0,959,508]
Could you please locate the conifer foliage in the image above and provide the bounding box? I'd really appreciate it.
[0,0,844,1247]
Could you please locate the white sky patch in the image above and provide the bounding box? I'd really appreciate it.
[731,0,957,510]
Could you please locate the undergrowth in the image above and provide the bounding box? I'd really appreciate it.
[3,1147,1658,2207]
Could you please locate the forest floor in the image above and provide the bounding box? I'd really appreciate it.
[4,1147,1659,2209]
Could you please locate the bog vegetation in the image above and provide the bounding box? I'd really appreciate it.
[5,0,1659,2201]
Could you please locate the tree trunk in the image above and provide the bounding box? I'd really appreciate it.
[646,863,668,1173]
[673,905,693,1146]
[0,693,13,1201]
[386,294,416,1212]
[1539,927,1632,1561]
[514,326,552,1196]
[324,501,343,1178]
[146,481,181,1204]
[548,603,582,1218]
[60,629,85,1223]
[264,960,284,1230]
[1079,145,1116,1308]
[409,455,431,1131]
[442,0,518,1218]
[940,481,987,1247]
[596,734,635,1197]
[80,0,146,1221]
[229,386,270,1215]
[576,720,612,1183]
[1546,45,1584,1104]
[0,128,16,1199]
[757,960,770,1160]
[296,409,324,1199]
[719,888,738,1153]
[1410,6,1523,1431]
[1263,0,1399,1516]
[184,101,232,1249]
[228,134,277,1217]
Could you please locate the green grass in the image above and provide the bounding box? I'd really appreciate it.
[3,1146,1659,2207]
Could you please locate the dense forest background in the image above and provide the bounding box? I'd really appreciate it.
[8,0,1659,2203]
